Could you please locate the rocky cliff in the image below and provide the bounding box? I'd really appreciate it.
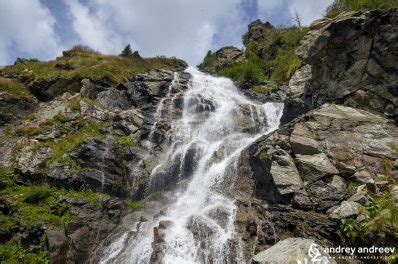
[0,7,397,264]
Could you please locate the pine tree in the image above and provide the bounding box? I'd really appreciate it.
[120,44,133,57]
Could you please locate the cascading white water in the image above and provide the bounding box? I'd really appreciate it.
[100,67,283,264]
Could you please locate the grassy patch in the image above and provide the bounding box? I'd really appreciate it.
[0,79,34,99]
[0,167,15,190]
[252,85,272,95]
[125,192,159,210]
[14,125,44,137]
[114,134,137,149]
[335,152,354,162]
[0,48,186,86]
[326,0,398,18]
[0,243,49,264]
[0,184,107,230]
[44,120,111,167]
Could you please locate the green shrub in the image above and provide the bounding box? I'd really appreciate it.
[219,61,265,85]
[198,50,217,70]
[340,218,360,242]
[24,186,52,204]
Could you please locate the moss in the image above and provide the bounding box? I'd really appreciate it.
[0,79,34,99]
[258,150,269,161]
[0,243,49,264]
[22,114,36,121]
[334,152,354,162]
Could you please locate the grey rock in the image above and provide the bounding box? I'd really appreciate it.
[269,149,303,195]
[77,137,126,196]
[290,123,320,155]
[296,9,398,120]
[46,228,68,263]
[306,180,345,211]
[328,201,362,220]
[295,153,339,181]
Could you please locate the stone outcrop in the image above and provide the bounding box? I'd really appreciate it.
[252,237,336,264]
[199,46,245,74]
[296,9,398,122]
[234,103,397,259]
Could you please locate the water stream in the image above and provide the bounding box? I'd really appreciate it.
[100,67,283,263]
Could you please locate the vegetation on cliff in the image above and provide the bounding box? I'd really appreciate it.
[326,0,398,18]
[0,45,186,85]
[199,22,308,91]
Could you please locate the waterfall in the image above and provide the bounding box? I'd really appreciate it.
[100,67,283,264]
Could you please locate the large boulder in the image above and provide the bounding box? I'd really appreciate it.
[252,237,336,264]
[296,9,398,121]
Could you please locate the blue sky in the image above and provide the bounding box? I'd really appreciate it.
[0,0,333,66]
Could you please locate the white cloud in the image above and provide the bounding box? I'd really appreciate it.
[65,0,124,54]
[64,0,245,65]
[0,0,61,65]
[288,0,334,25]
[258,0,334,26]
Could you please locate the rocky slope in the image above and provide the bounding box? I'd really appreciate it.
[199,8,397,264]
[0,48,189,263]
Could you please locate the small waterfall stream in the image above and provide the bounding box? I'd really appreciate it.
[100,67,283,264]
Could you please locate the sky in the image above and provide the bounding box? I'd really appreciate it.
[0,0,334,66]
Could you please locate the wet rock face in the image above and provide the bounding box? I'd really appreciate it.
[234,103,397,259]
[296,9,398,121]
[77,137,126,196]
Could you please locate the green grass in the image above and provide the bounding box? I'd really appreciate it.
[0,184,107,230]
[0,243,49,264]
[0,79,34,99]
[326,0,398,18]
[0,183,108,263]
[0,47,186,85]
[0,167,15,190]
[113,134,137,149]
[125,192,159,210]
[43,120,111,168]
[219,60,265,85]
